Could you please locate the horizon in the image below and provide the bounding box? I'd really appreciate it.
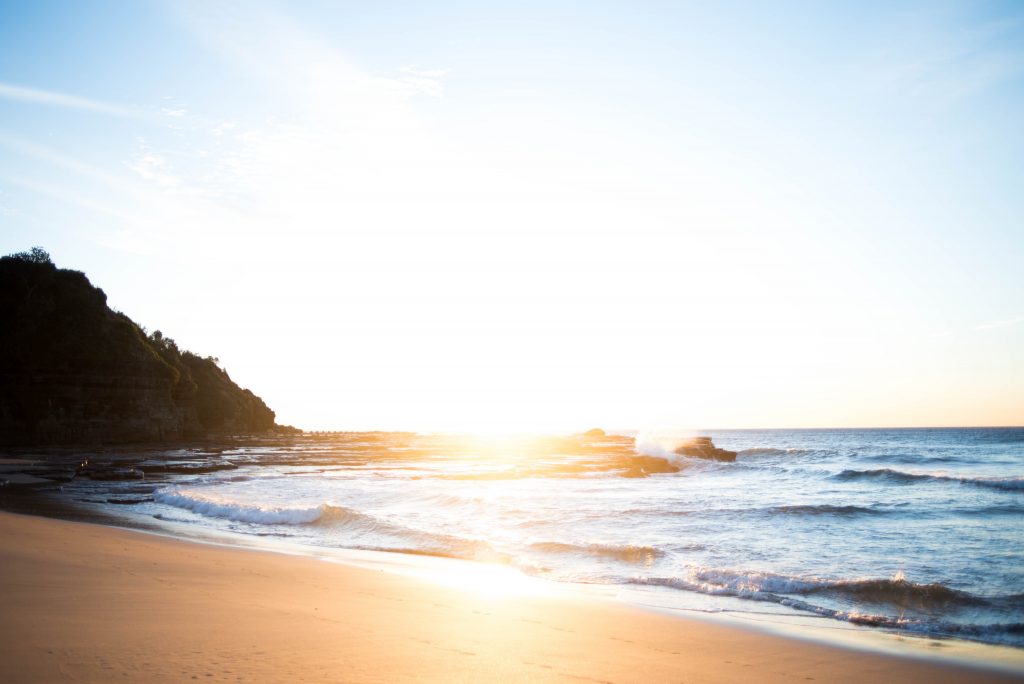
[299,424,1024,435]
[2,1,1023,433]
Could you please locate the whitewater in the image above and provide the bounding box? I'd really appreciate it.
[50,427,1024,648]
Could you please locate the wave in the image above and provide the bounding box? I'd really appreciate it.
[629,568,1013,609]
[768,504,885,517]
[832,468,934,485]
[154,486,424,536]
[153,486,510,563]
[154,487,331,524]
[528,541,664,564]
[632,503,889,519]
[857,453,964,465]
[957,503,1024,516]
[737,448,817,457]
[773,600,1024,646]
[804,576,987,609]
[974,476,1024,492]
[832,469,1024,492]
[627,567,1024,644]
[630,564,1024,643]
[315,507,512,564]
[633,436,681,459]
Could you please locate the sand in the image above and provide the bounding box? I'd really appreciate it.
[0,510,1019,683]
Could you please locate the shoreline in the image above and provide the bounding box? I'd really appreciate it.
[4,435,1024,673]
[88,509,1024,673]
[2,510,1022,683]
[4,483,1024,676]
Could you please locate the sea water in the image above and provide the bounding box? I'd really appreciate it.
[54,427,1024,648]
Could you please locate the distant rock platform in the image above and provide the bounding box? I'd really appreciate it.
[674,437,737,462]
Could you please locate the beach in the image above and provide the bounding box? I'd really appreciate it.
[1,510,1019,683]
[17,429,1022,649]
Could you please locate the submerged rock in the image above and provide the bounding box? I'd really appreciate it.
[674,437,737,462]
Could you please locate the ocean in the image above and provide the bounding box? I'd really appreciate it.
[41,427,1024,649]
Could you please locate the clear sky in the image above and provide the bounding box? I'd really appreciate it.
[2,0,1022,432]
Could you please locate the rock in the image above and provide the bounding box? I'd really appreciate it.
[80,463,145,480]
[674,437,737,462]
[619,455,681,478]
[0,472,53,485]
[0,251,284,445]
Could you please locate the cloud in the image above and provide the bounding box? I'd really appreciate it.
[126,150,181,189]
[395,65,451,97]
[974,316,1024,331]
[211,121,236,137]
[0,82,136,117]
[400,66,451,79]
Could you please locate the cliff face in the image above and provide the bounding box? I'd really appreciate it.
[0,250,281,445]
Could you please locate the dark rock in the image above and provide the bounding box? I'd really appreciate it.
[674,437,737,462]
[619,455,681,478]
[0,250,287,445]
[80,463,145,480]
[137,460,237,475]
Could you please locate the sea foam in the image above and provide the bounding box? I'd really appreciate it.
[154,487,330,524]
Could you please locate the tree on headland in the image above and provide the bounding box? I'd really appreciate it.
[3,246,52,265]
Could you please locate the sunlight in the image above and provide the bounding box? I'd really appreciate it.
[399,557,557,600]
[3,3,1024,679]
[2,1,1022,432]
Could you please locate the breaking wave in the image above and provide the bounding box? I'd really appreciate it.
[155,487,331,524]
[833,469,1024,492]
[153,486,509,563]
[627,569,1024,644]
[630,569,989,607]
[633,433,685,459]
[528,541,664,564]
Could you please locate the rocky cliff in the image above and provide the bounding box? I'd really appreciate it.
[0,248,286,445]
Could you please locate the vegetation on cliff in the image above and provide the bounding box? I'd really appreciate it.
[0,247,291,445]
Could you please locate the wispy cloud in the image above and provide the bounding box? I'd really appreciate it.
[127,150,181,189]
[975,316,1024,331]
[396,65,451,96]
[0,171,146,226]
[400,66,451,79]
[0,82,137,117]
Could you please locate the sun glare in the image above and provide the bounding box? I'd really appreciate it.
[399,557,556,600]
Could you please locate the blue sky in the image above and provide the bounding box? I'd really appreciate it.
[1,0,1022,430]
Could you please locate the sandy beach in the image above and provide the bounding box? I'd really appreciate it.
[0,511,1019,683]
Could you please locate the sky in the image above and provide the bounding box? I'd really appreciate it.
[1,0,1022,432]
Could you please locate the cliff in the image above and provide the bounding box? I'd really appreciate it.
[0,248,286,445]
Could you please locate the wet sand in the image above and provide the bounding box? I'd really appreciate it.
[0,510,1019,683]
